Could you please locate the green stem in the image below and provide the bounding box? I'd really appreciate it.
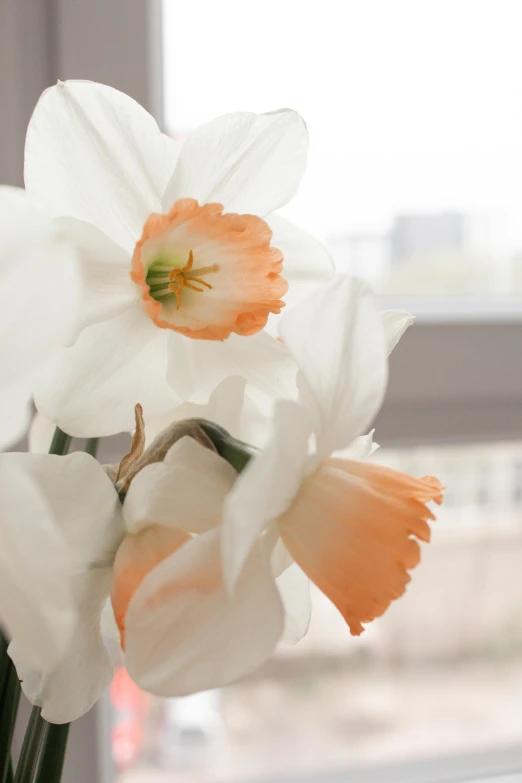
[0,632,9,697]
[34,724,69,783]
[195,420,254,473]
[0,661,20,783]
[13,706,48,783]
[48,428,72,457]
[84,438,99,458]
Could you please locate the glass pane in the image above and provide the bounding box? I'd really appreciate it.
[113,440,522,782]
[162,0,522,302]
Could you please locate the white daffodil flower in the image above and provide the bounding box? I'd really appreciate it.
[131,306,415,646]
[4,438,284,723]
[220,275,443,644]
[25,80,333,437]
[0,186,78,449]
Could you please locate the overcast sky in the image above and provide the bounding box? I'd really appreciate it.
[163,0,522,250]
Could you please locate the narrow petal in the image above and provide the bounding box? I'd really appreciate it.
[163,110,308,217]
[276,563,312,645]
[25,81,181,251]
[280,458,443,636]
[383,310,414,354]
[54,217,136,343]
[166,329,297,405]
[0,462,74,670]
[279,275,388,460]
[222,400,311,592]
[123,436,237,534]
[10,569,114,724]
[34,307,179,436]
[125,530,284,696]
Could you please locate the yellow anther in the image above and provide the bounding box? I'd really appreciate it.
[167,250,219,310]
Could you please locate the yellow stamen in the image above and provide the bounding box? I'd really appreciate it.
[167,250,219,310]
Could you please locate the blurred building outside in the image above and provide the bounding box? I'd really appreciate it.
[328,211,522,296]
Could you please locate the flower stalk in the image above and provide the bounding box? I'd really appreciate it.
[0,657,20,783]
[13,708,46,783]
[34,724,70,783]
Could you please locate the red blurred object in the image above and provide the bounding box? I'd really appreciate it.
[110,666,151,771]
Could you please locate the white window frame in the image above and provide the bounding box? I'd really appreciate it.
[3,3,522,782]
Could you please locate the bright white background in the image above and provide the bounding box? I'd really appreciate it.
[164,0,522,251]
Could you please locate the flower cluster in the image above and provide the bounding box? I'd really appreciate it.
[0,80,443,740]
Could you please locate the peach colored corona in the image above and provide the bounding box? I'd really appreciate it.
[131,198,288,341]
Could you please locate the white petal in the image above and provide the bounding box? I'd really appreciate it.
[383,310,414,355]
[100,599,120,642]
[10,568,114,724]
[54,217,136,343]
[267,213,334,290]
[0,187,79,448]
[28,411,55,453]
[125,530,284,696]
[0,462,74,670]
[25,80,181,251]
[333,430,379,461]
[222,400,311,592]
[276,564,312,645]
[271,538,294,578]
[279,275,388,459]
[163,110,308,217]
[0,378,33,451]
[144,376,268,448]
[144,376,248,444]
[166,330,297,405]
[4,451,122,723]
[123,436,237,534]
[0,185,50,250]
[263,214,335,337]
[34,307,179,436]
[0,451,124,569]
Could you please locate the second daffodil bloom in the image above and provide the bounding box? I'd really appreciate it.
[4,438,286,723]
[222,275,444,637]
[26,80,333,437]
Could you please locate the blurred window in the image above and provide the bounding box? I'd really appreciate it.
[163,0,522,305]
